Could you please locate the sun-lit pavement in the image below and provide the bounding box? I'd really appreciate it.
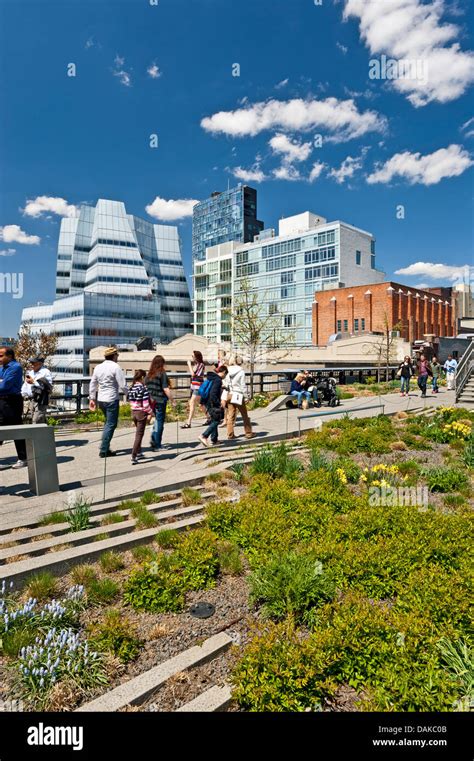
[0,389,456,526]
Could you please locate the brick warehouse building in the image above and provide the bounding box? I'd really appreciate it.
[312,282,455,346]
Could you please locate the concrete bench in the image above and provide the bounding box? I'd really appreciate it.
[1,424,59,495]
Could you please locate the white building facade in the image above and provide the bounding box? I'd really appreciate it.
[193,211,385,347]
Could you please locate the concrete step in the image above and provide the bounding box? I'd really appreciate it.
[176,684,232,712]
[76,633,233,712]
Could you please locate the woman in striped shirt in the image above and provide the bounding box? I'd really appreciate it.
[181,350,206,429]
[128,369,152,464]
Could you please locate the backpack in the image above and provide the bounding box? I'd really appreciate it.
[197,378,213,404]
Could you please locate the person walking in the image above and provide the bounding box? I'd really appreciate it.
[198,365,228,448]
[89,347,128,458]
[431,356,441,394]
[145,355,175,451]
[21,356,53,424]
[128,370,153,465]
[397,356,413,397]
[0,346,27,470]
[290,373,311,409]
[417,354,431,398]
[181,350,206,429]
[443,355,458,391]
[226,356,254,440]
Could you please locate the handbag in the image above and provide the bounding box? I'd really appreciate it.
[396,368,402,379]
[230,391,243,406]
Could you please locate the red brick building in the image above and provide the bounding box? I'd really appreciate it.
[312,282,455,346]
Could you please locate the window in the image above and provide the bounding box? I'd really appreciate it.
[337,320,342,332]
[262,238,301,258]
[266,254,296,272]
[284,314,295,327]
[281,286,296,299]
[371,254,376,270]
[236,262,259,277]
[354,318,359,332]
[343,319,348,332]
[356,250,361,266]
[281,271,294,284]
[269,303,278,315]
[361,318,365,331]
[371,240,375,255]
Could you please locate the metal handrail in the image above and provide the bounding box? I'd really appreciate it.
[455,337,474,402]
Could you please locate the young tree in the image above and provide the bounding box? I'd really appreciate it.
[14,321,58,372]
[229,278,293,398]
[372,314,403,381]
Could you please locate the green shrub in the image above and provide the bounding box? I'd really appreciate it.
[307,415,395,455]
[249,551,335,623]
[130,504,158,529]
[88,608,143,664]
[99,551,125,573]
[71,564,97,586]
[140,490,160,506]
[217,541,243,575]
[181,487,202,507]
[39,511,67,526]
[86,577,120,605]
[332,456,362,483]
[124,558,186,613]
[229,462,246,483]
[101,512,126,525]
[437,637,473,709]
[308,448,330,472]
[462,434,474,469]
[206,500,242,539]
[423,467,469,493]
[66,493,91,532]
[250,443,302,480]
[173,528,219,590]
[25,572,58,602]
[155,529,179,549]
[131,545,156,562]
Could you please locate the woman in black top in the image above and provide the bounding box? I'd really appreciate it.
[145,355,175,451]
[398,356,413,397]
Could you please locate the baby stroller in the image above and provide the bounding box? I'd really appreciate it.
[315,376,339,407]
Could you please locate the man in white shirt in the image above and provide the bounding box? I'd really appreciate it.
[21,356,53,424]
[226,356,254,440]
[443,355,458,391]
[89,347,127,458]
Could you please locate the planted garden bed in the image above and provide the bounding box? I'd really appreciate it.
[1,407,472,712]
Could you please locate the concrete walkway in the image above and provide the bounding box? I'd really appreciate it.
[0,389,456,525]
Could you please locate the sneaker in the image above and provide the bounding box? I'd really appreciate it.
[99,450,117,458]
[198,435,211,448]
[245,433,255,439]
[11,460,27,469]
[131,457,139,465]
[136,453,146,459]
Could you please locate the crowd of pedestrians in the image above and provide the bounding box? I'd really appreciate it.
[397,353,457,398]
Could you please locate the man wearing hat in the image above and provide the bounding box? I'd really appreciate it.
[89,347,127,458]
[21,356,53,424]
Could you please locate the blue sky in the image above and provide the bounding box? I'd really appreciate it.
[0,0,473,336]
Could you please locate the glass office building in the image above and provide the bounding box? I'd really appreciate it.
[21,199,192,376]
[192,184,264,263]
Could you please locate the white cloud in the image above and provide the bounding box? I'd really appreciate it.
[269,133,312,163]
[275,78,289,89]
[201,96,387,142]
[308,162,326,182]
[461,117,474,138]
[0,248,16,257]
[23,196,77,218]
[147,63,162,79]
[329,154,364,184]
[337,42,348,55]
[112,55,132,87]
[0,225,40,245]
[145,196,199,221]
[343,0,474,106]
[367,144,473,185]
[395,262,472,283]
[272,165,301,182]
[232,166,267,183]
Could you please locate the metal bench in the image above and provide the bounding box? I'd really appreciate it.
[296,403,385,437]
[1,424,59,495]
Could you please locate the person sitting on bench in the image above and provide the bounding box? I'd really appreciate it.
[290,373,311,409]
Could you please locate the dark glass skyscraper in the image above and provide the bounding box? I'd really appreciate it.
[192,184,264,262]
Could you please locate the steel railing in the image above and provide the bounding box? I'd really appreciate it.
[455,337,474,402]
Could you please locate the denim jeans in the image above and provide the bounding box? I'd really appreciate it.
[151,400,167,449]
[417,375,428,395]
[432,376,439,392]
[98,400,119,455]
[291,390,311,407]
[400,376,410,394]
[203,418,219,443]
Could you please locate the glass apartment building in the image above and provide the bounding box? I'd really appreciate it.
[22,199,192,376]
[192,184,264,263]
[194,211,385,347]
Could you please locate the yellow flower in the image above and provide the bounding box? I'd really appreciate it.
[336,468,347,484]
